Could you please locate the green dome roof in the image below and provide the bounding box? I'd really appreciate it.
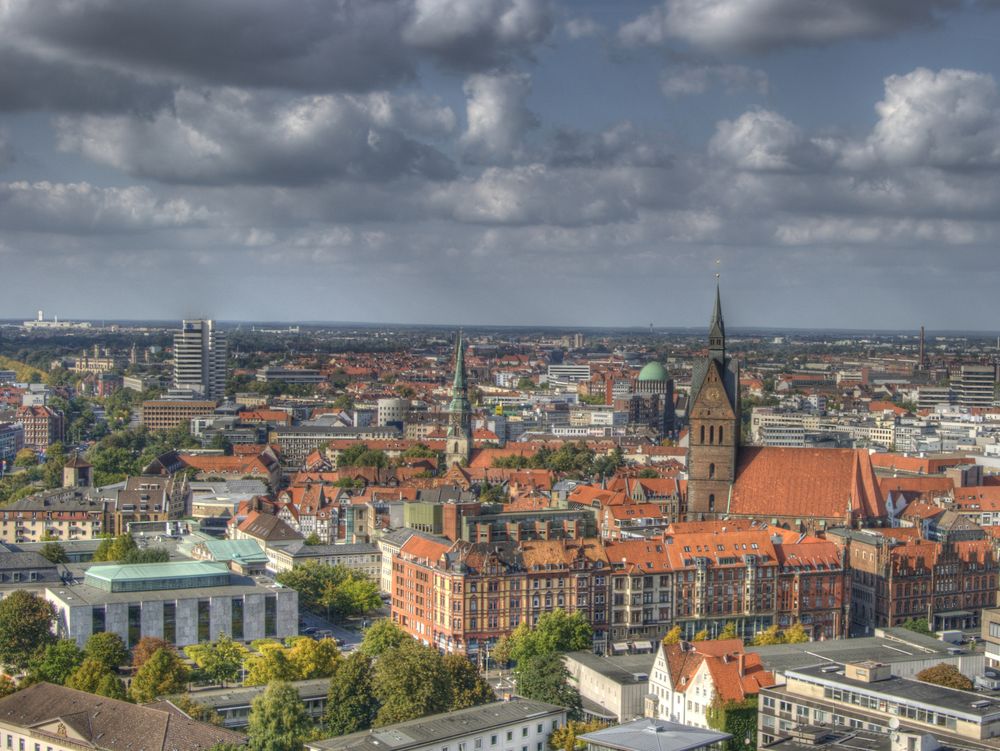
[637,361,668,382]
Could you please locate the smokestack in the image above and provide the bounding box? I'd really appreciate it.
[37,309,43,322]
[919,325,926,370]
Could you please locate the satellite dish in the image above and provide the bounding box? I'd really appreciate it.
[888,718,900,730]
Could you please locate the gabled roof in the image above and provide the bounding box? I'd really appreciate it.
[729,447,885,522]
[0,682,245,750]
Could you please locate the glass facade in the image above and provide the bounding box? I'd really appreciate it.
[264,595,277,638]
[128,604,141,647]
[231,597,244,641]
[198,600,211,642]
[163,602,176,643]
[91,606,106,635]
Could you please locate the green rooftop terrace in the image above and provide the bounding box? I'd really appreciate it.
[84,561,231,593]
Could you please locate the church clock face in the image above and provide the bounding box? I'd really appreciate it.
[705,386,721,404]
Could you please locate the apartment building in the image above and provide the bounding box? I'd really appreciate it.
[0,488,111,543]
[16,404,64,450]
[830,528,998,634]
[264,541,381,577]
[0,422,24,466]
[174,319,227,399]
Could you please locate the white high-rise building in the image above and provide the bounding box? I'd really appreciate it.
[173,320,227,400]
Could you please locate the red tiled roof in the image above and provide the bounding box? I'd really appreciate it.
[730,447,885,523]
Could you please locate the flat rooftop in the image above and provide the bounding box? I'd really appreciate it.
[46,577,287,607]
[749,629,959,674]
[579,718,730,751]
[786,663,1000,721]
[182,678,331,709]
[564,651,655,684]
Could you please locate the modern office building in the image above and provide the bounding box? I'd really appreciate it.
[46,561,298,648]
[140,399,217,431]
[0,423,24,466]
[956,364,996,408]
[173,319,227,400]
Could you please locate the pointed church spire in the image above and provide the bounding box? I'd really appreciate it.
[452,330,466,395]
[708,279,725,362]
[446,330,472,466]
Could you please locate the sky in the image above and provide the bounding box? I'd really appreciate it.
[2,0,1000,330]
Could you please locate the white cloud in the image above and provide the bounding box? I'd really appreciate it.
[618,0,959,52]
[847,68,1000,169]
[564,17,601,39]
[709,110,836,171]
[460,72,538,163]
[55,88,456,185]
[660,63,769,96]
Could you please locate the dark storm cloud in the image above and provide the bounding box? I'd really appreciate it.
[4,0,554,97]
[619,0,962,52]
[0,48,173,114]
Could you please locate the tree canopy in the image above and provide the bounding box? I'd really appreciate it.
[275,561,381,619]
[84,632,129,671]
[506,610,593,665]
[66,657,127,700]
[130,648,190,703]
[186,634,249,686]
[515,653,582,719]
[360,619,409,658]
[0,590,56,671]
[324,652,380,736]
[28,639,84,685]
[247,681,312,751]
[916,663,974,691]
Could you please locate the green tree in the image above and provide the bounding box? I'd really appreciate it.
[92,533,139,563]
[373,641,453,726]
[28,639,84,685]
[508,610,592,665]
[662,626,682,646]
[443,653,494,710]
[549,720,607,751]
[360,619,409,658]
[304,532,322,546]
[66,657,127,699]
[0,674,17,699]
[247,681,312,751]
[515,653,582,719]
[0,590,56,671]
[751,625,783,647]
[328,575,381,618]
[130,647,191,702]
[133,637,173,669]
[123,547,170,564]
[901,617,933,636]
[84,632,129,671]
[692,629,710,642]
[324,652,380,736]
[186,634,250,686]
[172,695,225,726]
[718,622,739,640]
[39,541,69,564]
[491,634,514,666]
[782,623,810,644]
[287,637,341,680]
[13,448,38,467]
[916,663,974,691]
[244,644,300,686]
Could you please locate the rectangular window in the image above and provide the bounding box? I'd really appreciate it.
[163,602,176,644]
[264,595,277,638]
[91,607,106,635]
[197,600,211,642]
[231,597,244,641]
[128,604,141,648]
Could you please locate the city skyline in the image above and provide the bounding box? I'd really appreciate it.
[3,1,1000,328]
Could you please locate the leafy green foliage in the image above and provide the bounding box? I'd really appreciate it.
[916,663,974,690]
[901,617,933,636]
[492,442,622,479]
[123,547,170,564]
[324,652,379,736]
[0,675,17,699]
[549,720,607,751]
[84,632,130,671]
[247,681,313,751]
[515,653,582,719]
[706,697,758,751]
[750,623,809,646]
[133,637,173,669]
[243,637,340,686]
[373,641,454,726]
[66,657,127,699]
[275,561,380,619]
[0,590,56,670]
[506,610,593,665]
[443,653,495,710]
[172,695,225,726]
[39,541,69,563]
[92,533,137,562]
[662,626,682,645]
[717,622,739,640]
[130,647,190,702]
[28,639,84,685]
[186,634,249,686]
[338,443,389,468]
[360,619,409,658]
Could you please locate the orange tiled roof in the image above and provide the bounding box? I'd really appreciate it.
[730,447,885,522]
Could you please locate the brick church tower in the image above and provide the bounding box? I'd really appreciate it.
[687,284,740,518]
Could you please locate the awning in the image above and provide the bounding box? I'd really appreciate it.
[632,641,654,651]
[612,642,629,652]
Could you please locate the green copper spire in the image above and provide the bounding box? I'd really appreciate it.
[449,330,470,416]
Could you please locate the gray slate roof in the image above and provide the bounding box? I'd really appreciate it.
[579,718,731,751]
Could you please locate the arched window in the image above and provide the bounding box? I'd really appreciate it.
[709,463,715,479]
[700,425,705,444]
[709,425,715,444]
[708,494,715,512]
[718,426,724,444]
